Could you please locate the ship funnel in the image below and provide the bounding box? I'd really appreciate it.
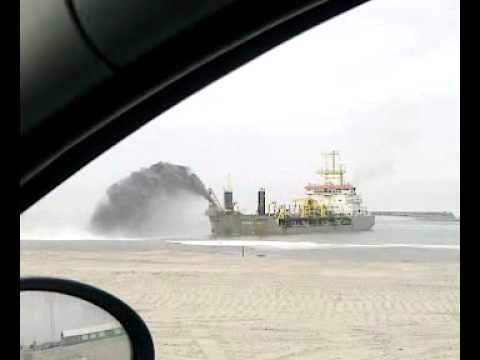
[224,174,234,211]
[257,187,266,215]
[224,190,233,211]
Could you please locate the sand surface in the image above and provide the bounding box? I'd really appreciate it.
[20,246,459,360]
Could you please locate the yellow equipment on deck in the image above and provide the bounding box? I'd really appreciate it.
[295,198,327,218]
[271,198,327,219]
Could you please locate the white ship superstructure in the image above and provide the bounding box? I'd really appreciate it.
[304,151,368,217]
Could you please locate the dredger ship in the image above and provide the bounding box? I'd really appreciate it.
[206,151,375,236]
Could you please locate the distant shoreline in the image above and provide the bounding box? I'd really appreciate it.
[371,211,458,221]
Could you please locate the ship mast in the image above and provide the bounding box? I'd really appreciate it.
[226,173,232,192]
[318,150,345,185]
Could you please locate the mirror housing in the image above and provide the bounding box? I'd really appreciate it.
[20,277,155,360]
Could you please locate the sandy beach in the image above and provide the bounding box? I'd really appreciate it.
[20,241,459,360]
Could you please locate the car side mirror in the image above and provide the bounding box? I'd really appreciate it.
[20,277,154,360]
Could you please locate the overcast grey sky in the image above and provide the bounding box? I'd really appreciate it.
[20,0,460,239]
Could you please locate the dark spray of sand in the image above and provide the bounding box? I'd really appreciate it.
[90,162,212,237]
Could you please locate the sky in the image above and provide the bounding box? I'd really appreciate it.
[20,0,460,239]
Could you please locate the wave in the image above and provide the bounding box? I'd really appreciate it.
[167,240,459,250]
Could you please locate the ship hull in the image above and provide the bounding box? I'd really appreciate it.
[208,213,375,237]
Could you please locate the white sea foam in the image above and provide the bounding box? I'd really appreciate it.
[167,240,459,250]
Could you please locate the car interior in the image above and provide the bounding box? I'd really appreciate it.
[21,1,374,359]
